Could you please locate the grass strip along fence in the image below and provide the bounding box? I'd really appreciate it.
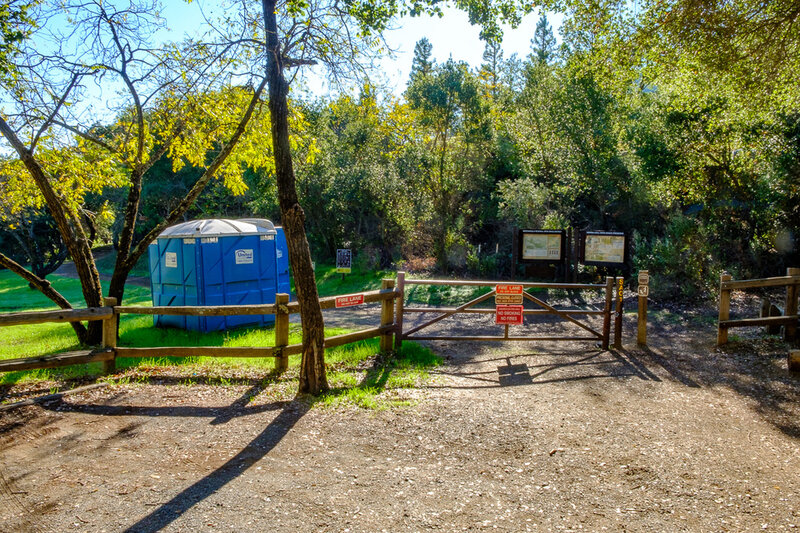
[717,267,800,346]
[0,279,399,376]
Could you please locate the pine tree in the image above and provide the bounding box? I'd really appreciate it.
[481,39,504,95]
[530,14,556,64]
[410,37,434,81]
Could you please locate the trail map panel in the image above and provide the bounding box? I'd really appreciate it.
[582,232,627,266]
[519,230,565,262]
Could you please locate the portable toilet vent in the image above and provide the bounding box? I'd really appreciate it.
[148,218,289,332]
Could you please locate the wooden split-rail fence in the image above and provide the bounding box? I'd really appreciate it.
[717,267,800,346]
[0,280,399,375]
[0,272,632,376]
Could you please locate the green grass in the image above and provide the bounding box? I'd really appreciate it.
[316,341,441,409]
[311,263,395,297]
[405,283,491,306]
[0,269,441,408]
[0,269,148,312]
[93,247,151,278]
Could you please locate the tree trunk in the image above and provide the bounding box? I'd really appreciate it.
[0,252,89,343]
[0,117,104,344]
[263,0,328,395]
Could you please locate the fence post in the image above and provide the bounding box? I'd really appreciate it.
[614,277,624,349]
[102,297,118,374]
[380,279,396,353]
[394,271,405,350]
[785,267,799,343]
[637,270,649,346]
[602,276,613,350]
[275,293,289,373]
[718,272,732,346]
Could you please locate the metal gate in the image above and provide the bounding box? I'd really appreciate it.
[394,273,622,350]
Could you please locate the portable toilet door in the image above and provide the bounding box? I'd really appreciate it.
[148,234,201,330]
[239,218,280,323]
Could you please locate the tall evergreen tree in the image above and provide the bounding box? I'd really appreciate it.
[410,37,434,81]
[530,13,556,64]
[480,39,504,98]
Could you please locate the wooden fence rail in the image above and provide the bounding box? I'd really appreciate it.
[718,267,800,346]
[0,283,400,375]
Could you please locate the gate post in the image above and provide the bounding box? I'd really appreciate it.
[717,272,732,346]
[602,276,613,350]
[614,277,624,348]
[638,270,649,346]
[380,279,396,353]
[102,297,118,375]
[785,267,799,342]
[394,271,405,350]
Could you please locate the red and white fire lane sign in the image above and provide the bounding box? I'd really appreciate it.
[495,284,524,305]
[335,294,365,308]
[496,304,524,325]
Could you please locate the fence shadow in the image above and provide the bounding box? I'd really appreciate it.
[429,350,651,389]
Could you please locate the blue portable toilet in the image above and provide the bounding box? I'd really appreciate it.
[148,218,288,332]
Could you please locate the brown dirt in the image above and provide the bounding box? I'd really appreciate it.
[1,292,799,532]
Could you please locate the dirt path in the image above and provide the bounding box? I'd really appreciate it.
[55,248,151,288]
[1,298,799,532]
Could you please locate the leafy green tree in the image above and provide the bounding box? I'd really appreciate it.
[505,59,563,186]
[292,88,417,264]
[0,1,269,343]
[407,58,491,268]
[0,0,35,82]
[0,208,67,279]
[479,38,503,99]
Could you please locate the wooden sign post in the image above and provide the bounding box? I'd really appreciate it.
[614,277,624,348]
[637,270,649,346]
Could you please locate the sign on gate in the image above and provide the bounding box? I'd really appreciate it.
[496,304,524,325]
[496,284,523,305]
[496,284,523,295]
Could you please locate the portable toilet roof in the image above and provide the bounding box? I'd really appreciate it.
[157,218,276,239]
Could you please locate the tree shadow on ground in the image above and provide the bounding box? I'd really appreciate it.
[633,335,800,440]
[39,386,309,533]
[121,400,309,533]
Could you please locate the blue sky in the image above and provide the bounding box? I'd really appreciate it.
[161,3,564,96]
